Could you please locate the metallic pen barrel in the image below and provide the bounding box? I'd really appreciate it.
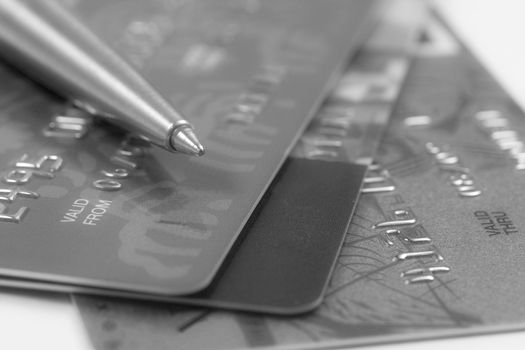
[0,0,204,156]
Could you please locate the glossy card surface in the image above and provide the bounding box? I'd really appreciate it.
[0,0,378,295]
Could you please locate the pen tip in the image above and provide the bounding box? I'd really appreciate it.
[170,126,205,156]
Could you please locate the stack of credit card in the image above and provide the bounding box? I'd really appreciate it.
[5,0,525,349]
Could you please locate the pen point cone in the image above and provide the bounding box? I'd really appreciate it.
[170,126,205,156]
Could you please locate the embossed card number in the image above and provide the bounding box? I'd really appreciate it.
[0,154,63,223]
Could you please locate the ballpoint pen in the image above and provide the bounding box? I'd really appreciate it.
[0,0,204,156]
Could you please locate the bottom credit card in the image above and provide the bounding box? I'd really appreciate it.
[69,11,525,350]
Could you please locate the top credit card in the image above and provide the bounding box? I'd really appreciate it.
[0,0,380,295]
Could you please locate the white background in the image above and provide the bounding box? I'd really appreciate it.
[1,1,525,349]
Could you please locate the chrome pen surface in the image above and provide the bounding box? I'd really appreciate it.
[0,0,204,156]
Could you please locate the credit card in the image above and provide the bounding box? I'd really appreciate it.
[0,0,379,295]
[74,9,525,350]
